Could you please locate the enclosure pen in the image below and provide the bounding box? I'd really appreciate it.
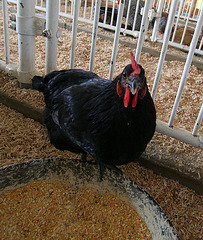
[0,0,203,239]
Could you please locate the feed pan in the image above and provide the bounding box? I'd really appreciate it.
[0,158,179,240]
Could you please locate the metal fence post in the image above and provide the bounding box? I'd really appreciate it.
[70,0,81,69]
[17,0,36,88]
[45,0,60,74]
[2,0,10,64]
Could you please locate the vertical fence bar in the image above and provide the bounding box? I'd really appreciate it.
[151,0,165,42]
[70,0,81,69]
[108,0,124,80]
[184,0,191,20]
[180,0,196,45]
[2,0,10,64]
[135,0,153,63]
[45,0,59,74]
[83,0,87,18]
[71,0,74,15]
[110,1,116,26]
[90,0,94,21]
[181,0,187,18]
[59,0,61,12]
[17,0,36,87]
[132,0,140,31]
[89,0,101,72]
[192,0,198,19]
[171,0,184,42]
[65,0,68,14]
[192,104,203,136]
[168,6,203,127]
[125,0,132,28]
[163,0,170,13]
[104,0,109,24]
[151,0,179,100]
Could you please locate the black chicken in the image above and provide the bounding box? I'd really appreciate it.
[32,53,156,180]
[159,15,167,34]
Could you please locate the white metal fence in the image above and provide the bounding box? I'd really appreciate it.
[5,0,203,53]
[0,0,203,149]
[34,0,203,54]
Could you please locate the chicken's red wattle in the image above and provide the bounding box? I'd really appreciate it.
[124,86,130,108]
[124,86,147,108]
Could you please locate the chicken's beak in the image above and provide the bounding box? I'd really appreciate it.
[127,77,140,95]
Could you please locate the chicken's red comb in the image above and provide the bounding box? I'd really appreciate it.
[130,52,141,75]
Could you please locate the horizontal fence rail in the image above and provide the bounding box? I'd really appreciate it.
[1,0,203,149]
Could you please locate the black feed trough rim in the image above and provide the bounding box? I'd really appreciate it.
[0,158,180,240]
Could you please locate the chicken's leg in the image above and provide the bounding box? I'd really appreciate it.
[96,161,103,182]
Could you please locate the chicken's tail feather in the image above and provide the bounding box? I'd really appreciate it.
[32,76,46,92]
